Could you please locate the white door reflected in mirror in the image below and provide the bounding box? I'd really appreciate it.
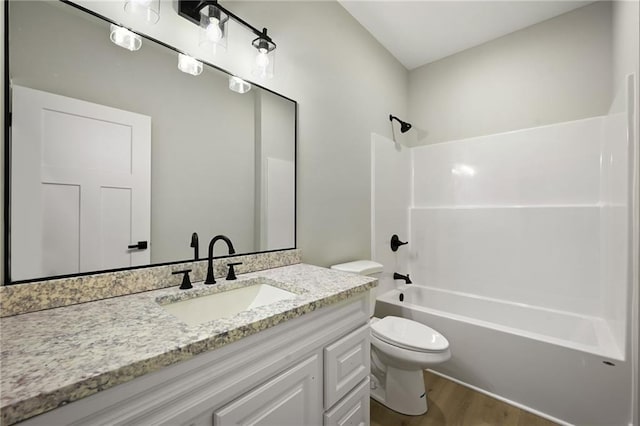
[11,86,151,281]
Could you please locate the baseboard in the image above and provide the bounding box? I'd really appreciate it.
[426,369,573,426]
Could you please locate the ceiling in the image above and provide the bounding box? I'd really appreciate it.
[338,1,594,70]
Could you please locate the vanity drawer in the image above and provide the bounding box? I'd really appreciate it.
[213,353,322,426]
[324,324,370,409]
[323,377,370,426]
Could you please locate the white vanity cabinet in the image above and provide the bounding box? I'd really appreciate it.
[19,292,371,426]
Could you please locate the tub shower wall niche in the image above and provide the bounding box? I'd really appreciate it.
[370,76,635,425]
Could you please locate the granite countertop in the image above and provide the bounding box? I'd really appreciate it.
[0,263,376,425]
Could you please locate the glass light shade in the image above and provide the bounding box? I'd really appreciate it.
[177,53,203,76]
[109,24,142,51]
[251,37,276,79]
[124,0,160,24]
[199,4,228,54]
[229,76,251,94]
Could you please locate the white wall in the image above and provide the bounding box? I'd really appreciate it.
[235,2,410,267]
[408,1,612,146]
[612,1,640,95]
[0,0,408,277]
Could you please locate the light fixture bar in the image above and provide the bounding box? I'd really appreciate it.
[178,1,275,45]
[178,0,277,78]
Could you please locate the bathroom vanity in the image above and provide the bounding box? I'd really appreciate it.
[0,264,375,425]
[2,2,368,424]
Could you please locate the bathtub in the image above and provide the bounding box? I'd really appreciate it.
[375,285,632,425]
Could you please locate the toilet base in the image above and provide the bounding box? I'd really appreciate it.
[370,367,428,416]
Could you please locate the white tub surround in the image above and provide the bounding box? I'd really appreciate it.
[0,264,376,425]
[370,76,636,425]
[409,115,627,346]
[370,133,411,295]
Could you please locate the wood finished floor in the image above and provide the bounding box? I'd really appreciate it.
[370,371,558,426]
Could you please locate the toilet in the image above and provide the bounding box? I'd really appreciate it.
[331,260,451,416]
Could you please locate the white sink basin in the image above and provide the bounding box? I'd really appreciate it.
[160,281,298,326]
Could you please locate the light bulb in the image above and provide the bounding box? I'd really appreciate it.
[205,17,223,42]
[229,76,251,94]
[255,49,270,68]
[251,36,275,78]
[124,0,159,24]
[110,25,142,51]
[178,54,203,76]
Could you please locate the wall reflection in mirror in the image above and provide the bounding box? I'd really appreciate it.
[6,1,296,283]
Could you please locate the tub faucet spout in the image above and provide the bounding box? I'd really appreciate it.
[393,272,412,284]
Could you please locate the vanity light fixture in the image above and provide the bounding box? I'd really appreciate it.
[229,76,251,94]
[178,0,277,79]
[199,3,229,54]
[109,24,142,51]
[124,0,160,24]
[252,30,276,79]
[178,53,203,76]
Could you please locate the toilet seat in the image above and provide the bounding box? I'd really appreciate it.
[371,316,449,353]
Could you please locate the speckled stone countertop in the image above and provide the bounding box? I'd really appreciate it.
[0,264,376,425]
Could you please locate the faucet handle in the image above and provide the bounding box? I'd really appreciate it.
[172,269,193,290]
[226,262,243,281]
[390,234,408,252]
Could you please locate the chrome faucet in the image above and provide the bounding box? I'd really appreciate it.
[205,235,236,284]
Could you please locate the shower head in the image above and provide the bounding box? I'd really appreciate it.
[389,114,412,133]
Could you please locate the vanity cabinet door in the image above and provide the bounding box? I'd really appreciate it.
[324,324,370,409]
[213,353,322,426]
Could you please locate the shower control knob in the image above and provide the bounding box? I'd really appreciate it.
[390,234,408,252]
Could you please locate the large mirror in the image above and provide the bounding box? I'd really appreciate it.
[5,0,296,283]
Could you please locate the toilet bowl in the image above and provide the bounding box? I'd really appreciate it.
[369,316,451,415]
[331,260,451,416]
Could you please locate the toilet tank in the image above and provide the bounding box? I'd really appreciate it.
[331,260,383,317]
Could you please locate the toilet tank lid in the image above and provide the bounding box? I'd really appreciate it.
[331,260,383,275]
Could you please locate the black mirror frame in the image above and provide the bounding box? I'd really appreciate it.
[2,0,297,285]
